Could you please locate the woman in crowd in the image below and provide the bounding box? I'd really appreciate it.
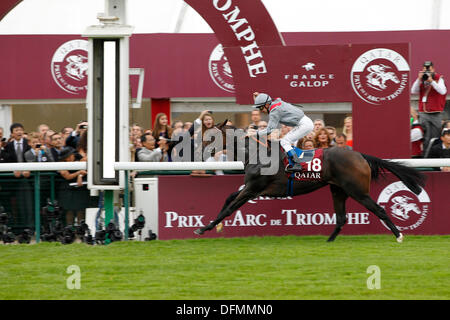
[152,113,173,161]
[76,130,88,162]
[342,116,353,148]
[302,138,315,150]
[313,127,333,149]
[57,146,90,225]
[152,113,173,144]
[188,110,219,175]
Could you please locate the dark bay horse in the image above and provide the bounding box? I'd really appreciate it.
[194,123,426,242]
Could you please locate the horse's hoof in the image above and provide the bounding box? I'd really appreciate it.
[194,229,204,236]
[216,223,224,233]
[396,233,404,243]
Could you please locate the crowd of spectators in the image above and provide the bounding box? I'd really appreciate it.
[0,121,92,225]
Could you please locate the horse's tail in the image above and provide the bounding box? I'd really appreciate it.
[360,153,426,195]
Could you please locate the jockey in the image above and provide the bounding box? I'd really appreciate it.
[250,92,314,172]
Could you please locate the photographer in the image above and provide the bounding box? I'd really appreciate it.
[65,120,88,150]
[411,61,447,151]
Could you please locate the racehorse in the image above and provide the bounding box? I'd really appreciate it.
[194,122,426,242]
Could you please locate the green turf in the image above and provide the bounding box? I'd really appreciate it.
[0,235,449,300]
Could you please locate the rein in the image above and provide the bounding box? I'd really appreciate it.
[250,136,269,149]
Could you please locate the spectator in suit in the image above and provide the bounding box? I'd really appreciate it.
[24,132,52,162]
[41,129,56,161]
[1,123,33,227]
[49,132,65,162]
[427,127,450,172]
[1,123,31,177]
[136,133,168,162]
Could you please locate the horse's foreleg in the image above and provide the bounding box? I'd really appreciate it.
[194,188,257,235]
[327,185,348,242]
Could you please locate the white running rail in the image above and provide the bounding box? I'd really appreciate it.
[0,159,449,172]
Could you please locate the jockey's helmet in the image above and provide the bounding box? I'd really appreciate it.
[253,93,272,109]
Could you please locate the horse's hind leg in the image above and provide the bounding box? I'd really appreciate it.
[194,188,258,235]
[327,185,348,242]
[351,193,402,241]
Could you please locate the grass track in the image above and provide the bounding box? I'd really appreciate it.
[0,235,449,300]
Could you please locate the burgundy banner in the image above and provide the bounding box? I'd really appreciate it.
[1,32,450,101]
[158,172,450,240]
[184,0,284,47]
[224,44,352,104]
[351,44,411,159]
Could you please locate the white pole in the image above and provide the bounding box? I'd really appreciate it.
[114,161,245,171]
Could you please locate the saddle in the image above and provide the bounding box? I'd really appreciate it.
[283,147,324,185]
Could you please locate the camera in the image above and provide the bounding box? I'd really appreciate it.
[61,225,76,245]
[79,125,87,129]
[17,228,34,244]
[35,144,42,148]
[145,229,157,241]
[422,71,434,82]
[129,213,146,239]
[0,207,16,244]
[2,227,16,244]
[106,222,123,242]
[95,229,106,244]
[422,61,435,82]
[42,199,61,219]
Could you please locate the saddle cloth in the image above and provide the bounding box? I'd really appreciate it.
[283,147,324,181]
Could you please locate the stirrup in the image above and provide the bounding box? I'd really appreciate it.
[285,149,303,173]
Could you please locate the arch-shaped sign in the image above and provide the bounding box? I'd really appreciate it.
[0,0,22,21]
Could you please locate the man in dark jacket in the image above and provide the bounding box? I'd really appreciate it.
[1,123,31,165]
[0,123,33,228]
[427,128,450,171]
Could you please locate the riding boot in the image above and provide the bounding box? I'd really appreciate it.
[286,150,303,173]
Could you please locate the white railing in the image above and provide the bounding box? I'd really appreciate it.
[388,158,450,167]
[0,159,449,172]
[0,161,244,172]
[0,162,86,172]
[114,161,245,171]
